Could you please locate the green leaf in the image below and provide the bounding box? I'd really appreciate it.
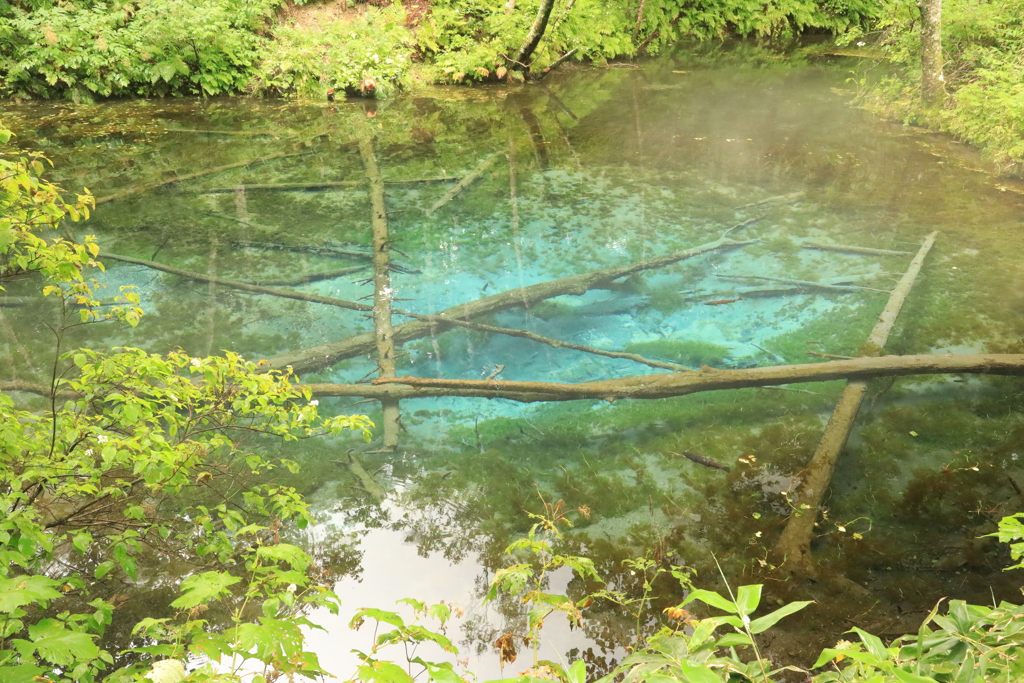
[565,659,586,683]
[715,633,752,648]
[0,576,63,612]
[27,619,100,666]
[749,600,813,634]
[852,627,890,661]
[891,670,939,683]
[734,584,762,617]
[681,589,737,614]
[171,571,241,609]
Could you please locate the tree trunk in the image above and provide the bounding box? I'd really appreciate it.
[511,0,557,71]
[919,0,945,107]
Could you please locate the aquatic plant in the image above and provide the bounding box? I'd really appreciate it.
[625,339,731,367]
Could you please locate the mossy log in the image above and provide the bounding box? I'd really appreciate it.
[773,231,939,577]
[265,236,755,374]
[298,353,1024,401]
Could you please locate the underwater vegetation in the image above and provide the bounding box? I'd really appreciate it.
[624,339,732,367]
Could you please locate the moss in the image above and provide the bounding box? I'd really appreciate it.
[647,287,688,314]
[624,339,731,367]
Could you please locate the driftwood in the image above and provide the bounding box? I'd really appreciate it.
[358,124,401,451]
[297,353,1024,401]
[715,274,890,294]
[800,241,913,257]
[264,236,755,374]
[425,152,500,216]
[191,177,461,194]
[773,231,939,577]
[94,151,307,205]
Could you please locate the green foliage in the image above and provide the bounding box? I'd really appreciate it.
[867,0,1024,172]
[0,119,373,682]
[624,339,731,367]
[0,0,282,100]
[253,5,413,98]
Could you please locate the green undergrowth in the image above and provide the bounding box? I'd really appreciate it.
[858,0,1024,174]
[0,0,884,101]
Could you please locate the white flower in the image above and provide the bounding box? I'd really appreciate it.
[856,41,866,47]
[190,358,201,367]
[1013,453,1019,461]
[742,615,751,628]
[309,399,319,407]
[287,583,297,593]
[85,448,94,456]
[97,435,109,444]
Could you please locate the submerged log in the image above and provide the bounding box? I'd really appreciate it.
[800,241,913,257]
[231,240,421,275]
[100,251,375,313]
[300,353,1024,401]
[94,151,308,205]
[264,236,755,374]
[715,273,890,294]
[773,231,939,577]
[191,176,461,193]
[358,123,401,451]
[425,152,500,216]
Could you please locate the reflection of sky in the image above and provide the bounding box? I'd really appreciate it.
[305,505,602,680]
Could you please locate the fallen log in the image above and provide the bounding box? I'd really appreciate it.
[715,273,890,294]
[336,452,386,501]
[425,152,500,216]
[94,249,694,373]
[773,231,939,577]
[231,240,421,275]
[189,177,461,193]
[299,353,1024,401]
[264,236,755,374]
[94,151,308,205]
[358,122,401,451]
[100,251,375,314]
[244,265,369,287]
[801,241,913,257]
[736,191,804,210]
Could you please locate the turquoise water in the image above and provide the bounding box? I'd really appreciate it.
[5,45,1024,674]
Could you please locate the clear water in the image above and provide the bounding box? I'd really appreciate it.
[5,44,1024,675]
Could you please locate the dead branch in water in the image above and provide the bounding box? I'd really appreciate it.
[425,152,501,216]
[358,122,401,451]
[264,236,755,374]
[94,151,308,205]
[190,176,461,193]
[296,353,1024,401]
[773,231,939,577]
[801,241,913,257]
[715,273,890,294]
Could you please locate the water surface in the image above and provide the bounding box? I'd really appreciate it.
[5,44,1024,676]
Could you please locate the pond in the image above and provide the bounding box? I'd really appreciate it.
[4,42,1024,677]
